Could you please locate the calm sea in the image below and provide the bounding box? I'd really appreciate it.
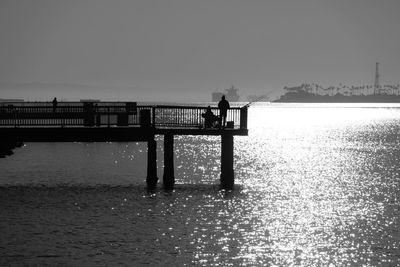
[1,103,399,266]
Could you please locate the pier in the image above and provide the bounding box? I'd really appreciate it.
[0,102,248,189]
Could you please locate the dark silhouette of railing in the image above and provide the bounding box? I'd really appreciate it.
[0,102,248,129]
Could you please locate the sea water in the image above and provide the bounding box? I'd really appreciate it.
[0,103,399,266]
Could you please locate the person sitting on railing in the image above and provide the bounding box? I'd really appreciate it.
[202,106,218,128]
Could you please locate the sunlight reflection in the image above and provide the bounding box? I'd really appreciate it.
[232,104,400,265]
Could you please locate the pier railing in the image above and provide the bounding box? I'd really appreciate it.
[0,102,247,129]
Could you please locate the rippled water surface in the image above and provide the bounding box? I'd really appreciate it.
[1,103,400,266]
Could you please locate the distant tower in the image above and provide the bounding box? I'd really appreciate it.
[374,62,380,95]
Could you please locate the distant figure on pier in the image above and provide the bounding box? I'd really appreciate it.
[202,106,218,128]
[52,97,58,112]
[218,95,230,128]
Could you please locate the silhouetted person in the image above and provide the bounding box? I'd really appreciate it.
[52,97,58,112]
[202,106,218,128]
[218,95,230,128]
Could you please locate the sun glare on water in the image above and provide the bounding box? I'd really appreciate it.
[230,103,400,265]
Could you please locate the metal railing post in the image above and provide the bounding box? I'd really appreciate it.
[106,107,109,127]
[152,106,156,127]
[240,106,248,129]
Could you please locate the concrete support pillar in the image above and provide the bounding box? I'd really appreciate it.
[163,134,175,189]
[146,137,158,189]
[220,133,234,190]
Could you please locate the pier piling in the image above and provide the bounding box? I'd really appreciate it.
[146,137,158,189]
[220,133,234,190]
[163,134,175,189]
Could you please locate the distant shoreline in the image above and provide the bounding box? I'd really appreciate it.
[274,91,400,103]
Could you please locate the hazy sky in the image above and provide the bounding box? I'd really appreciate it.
[1,0,400,101]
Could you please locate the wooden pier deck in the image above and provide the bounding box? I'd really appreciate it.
[0,102,248,189]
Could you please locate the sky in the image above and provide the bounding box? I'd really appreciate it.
[1,0,400,101]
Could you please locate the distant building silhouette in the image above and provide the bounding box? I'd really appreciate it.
[212,85,240,102]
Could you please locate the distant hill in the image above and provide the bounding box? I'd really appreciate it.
[274,83,400,103]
